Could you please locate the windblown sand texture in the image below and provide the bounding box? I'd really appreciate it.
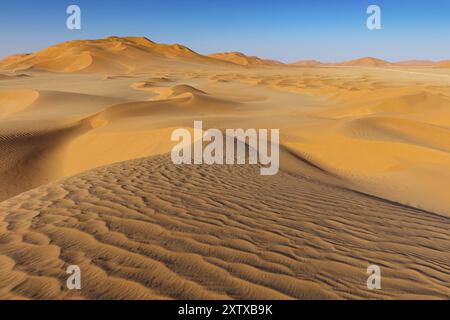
[0,37,449,299]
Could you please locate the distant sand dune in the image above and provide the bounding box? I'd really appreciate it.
[0,89,120,200]
[209,52,284,66]
[335,57,393,67]
[0,37,235,74]
[0,90,39,118]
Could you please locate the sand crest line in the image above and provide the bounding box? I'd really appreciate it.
[171,121,280,176]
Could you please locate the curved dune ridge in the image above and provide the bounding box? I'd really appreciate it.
[1,37,450,300]
[0,154,448,300]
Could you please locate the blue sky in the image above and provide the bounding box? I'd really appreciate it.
[0,0,449,62]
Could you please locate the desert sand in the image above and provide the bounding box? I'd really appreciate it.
[0,36,449,299]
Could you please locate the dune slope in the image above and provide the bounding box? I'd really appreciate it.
[0,154,448,300]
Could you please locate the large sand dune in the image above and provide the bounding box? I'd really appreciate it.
[0,37,449,299]
[0,37,234,74]
[209,52,284,66]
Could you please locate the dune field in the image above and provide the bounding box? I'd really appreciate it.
[0,37,449,299]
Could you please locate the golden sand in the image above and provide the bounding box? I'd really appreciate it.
[0,37,449,299]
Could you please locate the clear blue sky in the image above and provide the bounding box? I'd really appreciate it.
[0,0,449,62]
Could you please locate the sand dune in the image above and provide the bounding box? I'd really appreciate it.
[394,60,436,67]
[0,154,448,299]
[2,38,448,72]
[0,37,450,300]
[0,73,31,81]
[290,59,445,68]
[0,88,121,201]
[0,74,15,81]
[209,52,284,66]
[0,54,31,67]
[438,60,450,68]
[0,37,233,74]
[290,60,324,67]
[336,57,393,67]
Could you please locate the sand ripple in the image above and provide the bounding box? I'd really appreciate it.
[0,155,448,299]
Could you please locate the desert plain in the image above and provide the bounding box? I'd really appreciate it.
[0,36,449,299]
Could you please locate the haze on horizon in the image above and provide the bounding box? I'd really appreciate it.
[0,0,450,63]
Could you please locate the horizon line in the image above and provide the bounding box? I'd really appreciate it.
[1,35,449,65]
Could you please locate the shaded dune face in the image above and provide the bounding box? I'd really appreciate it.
[0,154,448,300]
[0,89,121,201]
